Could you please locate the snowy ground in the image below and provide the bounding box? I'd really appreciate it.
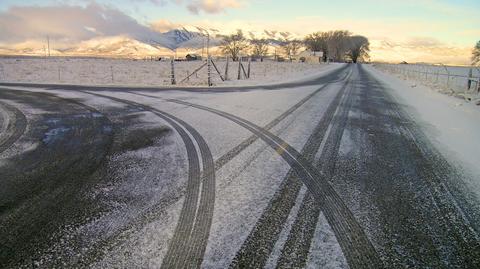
[1,63,479,268]
[0,57,332,87]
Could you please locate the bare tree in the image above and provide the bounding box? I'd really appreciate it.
[220,30,249,61]
[250,38,270,60]
[304,32,329,61]
[279,32,303,61]
[473,40,480,66]
[346,36,370,63]
[289,39,303,59]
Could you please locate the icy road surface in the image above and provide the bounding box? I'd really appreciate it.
[1,64,479,268]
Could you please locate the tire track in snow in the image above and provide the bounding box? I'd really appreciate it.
[76,91,215,269]
[129,64,349,173]
[167,92,383,269]
[276,67,356,268]
[0,100,27,154]
[228,68,351,268]
[123,68,347,267]
[125,67,348,266]
[2,65,348,267]
[212,66,350,171]
[0,66,348,267]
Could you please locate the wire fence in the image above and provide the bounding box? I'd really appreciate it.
[374,63,480,101]
[0,57,325,87]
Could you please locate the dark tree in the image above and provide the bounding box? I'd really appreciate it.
[325,30,352,62]
[304,32,329,61]
[346,35,370,63]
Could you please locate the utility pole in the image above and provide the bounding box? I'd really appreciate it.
[47,35,50,57]
[196,26,216,86]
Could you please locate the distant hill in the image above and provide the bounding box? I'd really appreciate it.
[0,28,291,58]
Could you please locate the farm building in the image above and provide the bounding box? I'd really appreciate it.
[296,50,324,63]
[186,54,202,61]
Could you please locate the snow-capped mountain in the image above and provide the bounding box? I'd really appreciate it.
[68,36,168,56]
[149,28,220,50]
[0,28,286,58]
[162,29,202,46]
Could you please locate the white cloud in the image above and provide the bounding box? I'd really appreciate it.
[150,19,182,32]
[186,0,244,14]
[0,2,159,44]
[370,38,472,65]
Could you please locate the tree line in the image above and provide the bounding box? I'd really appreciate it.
[218,30,370,63]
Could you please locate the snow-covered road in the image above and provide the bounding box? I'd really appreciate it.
[1,64,479,268]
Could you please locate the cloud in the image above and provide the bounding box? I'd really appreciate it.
[370,37,472,65]
[130,0,168,5]
[404,37,444,48]
[186,0,244,14]
[0,2,159,44]
[150,19,182,32]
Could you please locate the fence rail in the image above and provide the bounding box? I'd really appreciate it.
[374,63,480,101]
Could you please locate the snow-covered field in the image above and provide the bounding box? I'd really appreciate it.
[373,63,480,101]
[0,57,331,87]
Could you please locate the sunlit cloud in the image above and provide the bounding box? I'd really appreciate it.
[370,38,472,65]
[185,0,245,14]
[0,2,158,44]
[150,19,182,32]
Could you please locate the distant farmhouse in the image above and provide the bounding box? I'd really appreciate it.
[296,50,324,63]
[186,54,202,61]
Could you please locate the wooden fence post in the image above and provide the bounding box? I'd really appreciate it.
[170,58,176,85]
[224,57,229,81]
[237,56,242,80]
[207,56,212,86]
[467,68,473,90]
[247,57,251,79]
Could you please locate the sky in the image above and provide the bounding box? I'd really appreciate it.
[0,0,479,64]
